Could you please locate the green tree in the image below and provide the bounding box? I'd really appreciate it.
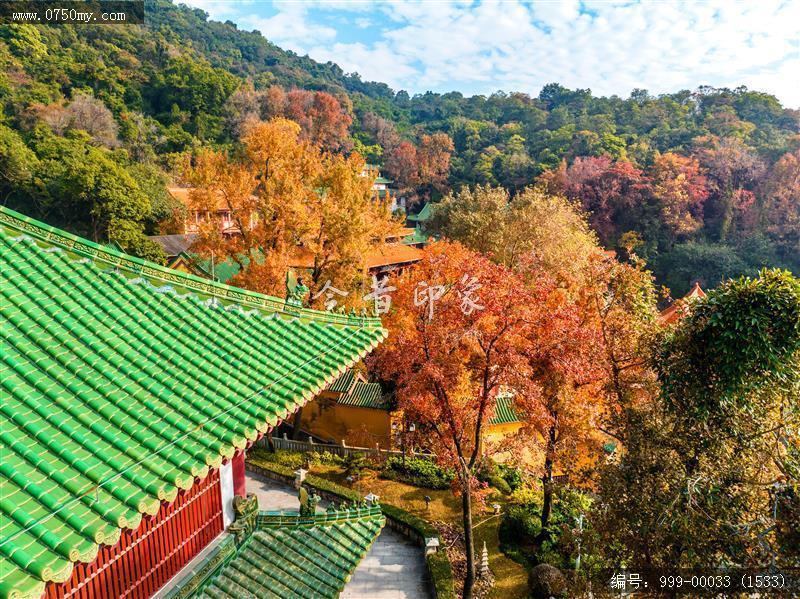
[595,269,800,569]
[21,128,165,262]
[432,184,598,280]
[0,124,37,204]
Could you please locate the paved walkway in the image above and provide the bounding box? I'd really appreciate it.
[340,527,431,599]
[246,471,431,599]
[246,470,322,511]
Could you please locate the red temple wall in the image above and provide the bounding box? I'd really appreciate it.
[45,469,224,599]
[232,451,246,498]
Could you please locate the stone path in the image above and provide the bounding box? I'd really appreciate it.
[340,528,431,599]
[246,470,321,511]
[246,471,431,599]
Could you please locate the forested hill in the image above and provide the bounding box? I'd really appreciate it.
[1,0,798,294]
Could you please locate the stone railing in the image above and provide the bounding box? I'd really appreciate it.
[255,433,435,459]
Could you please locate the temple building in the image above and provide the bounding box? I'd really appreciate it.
[294,370,523,450]
[167,186,256,237]
[151,183,425,282]
[295,369,396,449]
[149,235,424,283]
[0,206,387,599]
[658,281,706,325]
[361,165,405,214]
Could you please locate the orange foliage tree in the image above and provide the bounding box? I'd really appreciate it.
[650,152,709,243]
[373,241,551,598]
[186,117,399,299]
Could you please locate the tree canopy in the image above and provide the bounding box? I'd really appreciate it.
[0,4,797,291]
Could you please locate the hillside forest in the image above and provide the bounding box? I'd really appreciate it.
[0,0,798,295]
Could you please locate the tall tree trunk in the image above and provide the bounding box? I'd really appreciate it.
[291,407,304,441]
[538,420,557,542]
[461,463,476,599]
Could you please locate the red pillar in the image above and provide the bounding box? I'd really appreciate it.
[232,450,247,497]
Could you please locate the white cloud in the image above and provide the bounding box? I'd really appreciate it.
[182,0,800,107]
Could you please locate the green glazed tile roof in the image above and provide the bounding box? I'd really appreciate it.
[194,253,245,284]
[490,395,520,425]
[0,207,387,599]
[406,202,433,223]
[197,509,384,599]
[327,369,356,394]
[338,382,388,410]
[402,226,430,246]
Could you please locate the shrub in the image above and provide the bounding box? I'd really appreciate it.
[488,473,512,495]
[528,563,567,598]
[497,463,524,491]
[342,453,368,478]
[477,460,522,495]
[428,548,456,599]
[248,448,305,469]
[509,482,543,507]
[307,451,345,467]
[381,504,439,539]
[500,504,541,548]
[499,484,593,571]
[381,456,454,490]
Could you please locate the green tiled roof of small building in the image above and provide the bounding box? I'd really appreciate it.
[402,226,430,246]
[490,395,520,425]
[193,253,245,284]
[196,507,384,599]
[327,369,356,393]
[0,207,387,599]
[406,202,433,223]
[338,381,388,410]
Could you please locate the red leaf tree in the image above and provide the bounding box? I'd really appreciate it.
[540,156,649,245]
[373,241,543,598]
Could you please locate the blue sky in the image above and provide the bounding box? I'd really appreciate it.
[184,1,800,107]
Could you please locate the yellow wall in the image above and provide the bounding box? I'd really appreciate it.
[299,398,394,449]
[483,421,524,443]
[301,399,524,452]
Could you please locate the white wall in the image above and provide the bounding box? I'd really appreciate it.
[219,460,235,528]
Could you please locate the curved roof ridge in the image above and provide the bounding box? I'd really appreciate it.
[0,206,382,328]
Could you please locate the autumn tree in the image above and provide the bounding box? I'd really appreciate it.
[186,117,399,298]
[539,156,651,247]
[373,241,540,599]
[516,278,604,538]
[285,89,353,152]
[223,84,353,152]
[223,80,263,137]
[30,94,120,148]
[433,184,656,533]
[760,149,800,267]
[361,111,401,151]
[384,140,420,191]
[696,138,766,241]
[515,227,658,539]
[432,184,598,279]
[383,132,454,203]
[649,152,709,244]
[417,132,455,193]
